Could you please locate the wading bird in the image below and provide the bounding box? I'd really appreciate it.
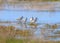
[22,17,27,23]
[30,17,34,23]
[16,16,23,24]
[29,17,38,28]
[30,17,37,23]
[17,16,28,28]
[34,17,37,23]
[22,17,27,28]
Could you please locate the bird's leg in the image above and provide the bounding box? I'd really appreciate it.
[23,23,27,28]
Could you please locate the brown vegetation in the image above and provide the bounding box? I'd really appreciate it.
[15,29,32,37]
[0,24,60,43]
[0,26,15,38]
[51,24,58,29]
[0,25,33,38]
[44,24,58,29]
[0,25,34,43]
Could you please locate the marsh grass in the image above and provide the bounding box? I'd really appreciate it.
[15,29,32,37]
[0,25,60,43]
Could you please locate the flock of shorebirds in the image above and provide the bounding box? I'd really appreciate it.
[17,16,37,23]
[16,16,38,28]
[16,16,59,29]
